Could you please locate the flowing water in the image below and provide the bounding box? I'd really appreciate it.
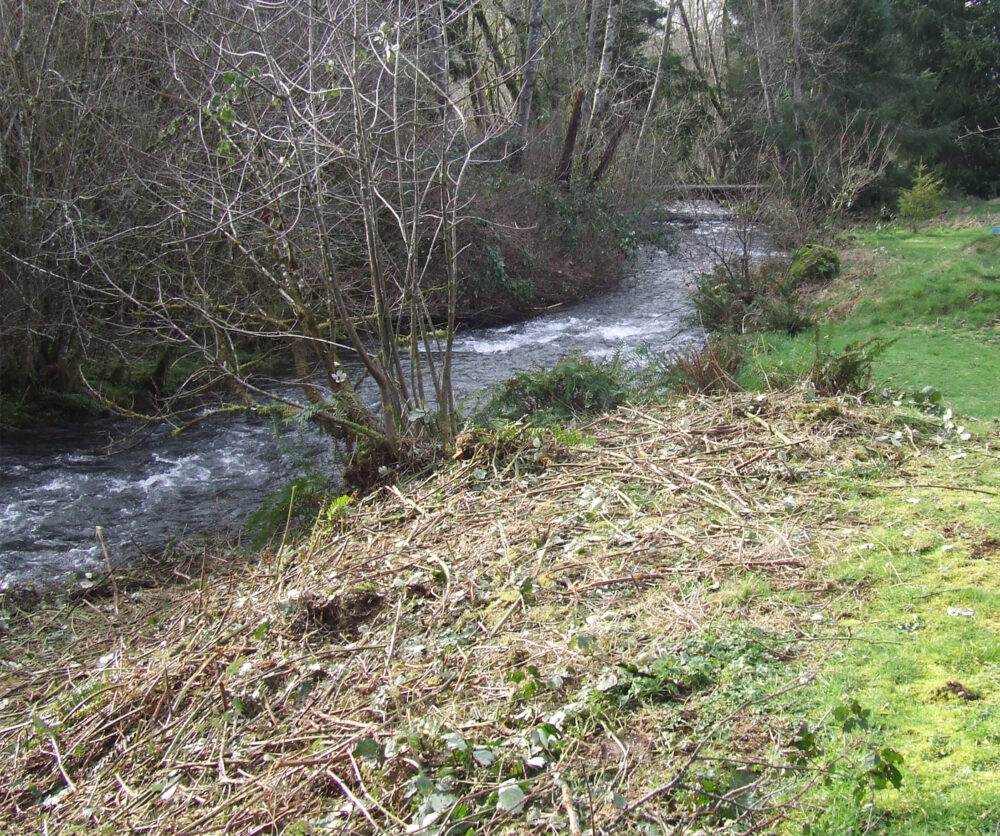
[0,202,765,588]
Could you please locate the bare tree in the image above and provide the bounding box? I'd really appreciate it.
[580,0,622,172]
[0,0,518,477]
[133,0,517,466]
[634,0,679,158]
[0,0,184,392]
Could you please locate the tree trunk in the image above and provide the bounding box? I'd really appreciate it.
[584,0,606,83]
[473,7,521,105]
[591,111,631,184]
[509,0,544,172]
[634,0,678,158]
[791,0,806,167]
[426,0,449,121]
[555,86,585,184]
[698,0,723,94]
[580,0,621,174]
[751,0,786,171]
[677,1,724,121]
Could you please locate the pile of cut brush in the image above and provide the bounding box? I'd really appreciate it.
[0,392,925,834]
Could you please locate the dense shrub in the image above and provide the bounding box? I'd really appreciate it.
[474,355,627,424]
[457,176,643,326]
[692,258,811,336]
[787,244,840,286]
[465,240,535,307]
[692,263,759,333]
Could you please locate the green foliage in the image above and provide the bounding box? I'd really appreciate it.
[320,494,354,524]
[742,220,1000,420]
[468,242,534,306]
[474,355,627,425]
[246,474,334,548]
[788,244,841,286]
[692,263,758,333]
[452,424,578,479]
[526,178,638,255]
[758,294,814,337]
[897,165,946,227]
[891,0,1000,195]
[594,628,780,710]
[743,217,1000,420]
[789,699,905,828]
[810,332,894,395]
[888,384,946,416]
[692,258,812,336]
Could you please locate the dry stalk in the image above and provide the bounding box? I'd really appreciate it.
[0,391,943,833]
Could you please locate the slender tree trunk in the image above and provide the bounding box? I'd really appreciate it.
[584,0,606,83]
[426,0,449,121]
[791,0,805,171]
[581,0,621,174]
[591,111,631,184]
[791,0,803,108]
[678,1,724,121]
[751,0,775,126]
[751,0,786,171]
[634,0,678,158]
[555,86,585,184]
[509,0,544,172]
[473,7,521,105]
[698,0,723,94]
[466,57,491,134]
[458,10,490,133]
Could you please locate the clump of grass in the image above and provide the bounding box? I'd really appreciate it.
[667,337,743,393]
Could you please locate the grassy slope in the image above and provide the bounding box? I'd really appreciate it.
[791,437,1000,833]
[740,200,1000,423]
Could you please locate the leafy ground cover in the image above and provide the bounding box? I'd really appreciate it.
[738,201,1000,423]
[3,390,997,834]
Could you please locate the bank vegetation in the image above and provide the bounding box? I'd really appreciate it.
[4,386,997,834]
[3,0,997,478]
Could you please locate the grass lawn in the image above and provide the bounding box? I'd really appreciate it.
[784,441,1000,834]
[738,202,1000,425]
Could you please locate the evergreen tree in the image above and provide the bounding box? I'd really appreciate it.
[891,0,1000,195]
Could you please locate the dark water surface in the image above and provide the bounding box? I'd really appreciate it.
[0,203,766,587]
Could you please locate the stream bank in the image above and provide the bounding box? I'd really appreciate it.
[0,203,762,589]
[5,390,996,833]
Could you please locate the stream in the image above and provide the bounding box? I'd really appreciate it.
[0,202,765,588]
